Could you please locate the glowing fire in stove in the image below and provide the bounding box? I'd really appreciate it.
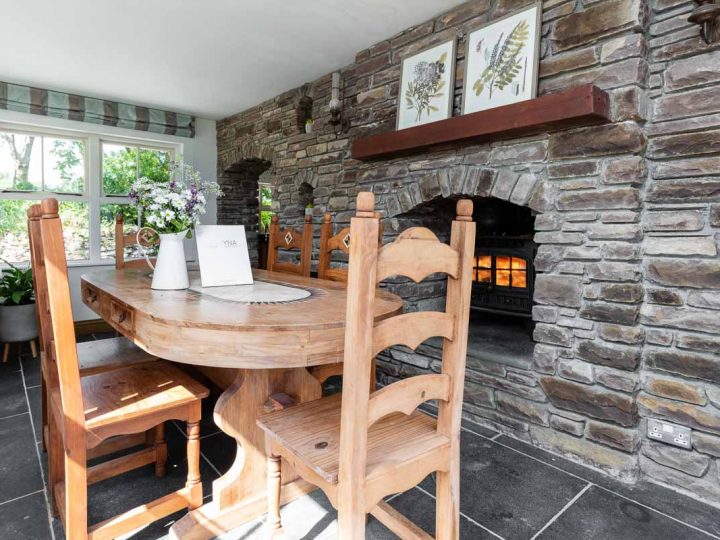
[473,254,528,288]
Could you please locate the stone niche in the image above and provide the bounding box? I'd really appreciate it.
[216,0,720,506]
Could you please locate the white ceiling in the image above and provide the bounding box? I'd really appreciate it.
[2,0,464,120]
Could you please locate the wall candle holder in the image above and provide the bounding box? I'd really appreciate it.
[689,0,720,44]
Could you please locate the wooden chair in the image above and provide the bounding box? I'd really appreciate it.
[36,198,209,540]
[311,212,382,391]
[114,213,156,269]
[266,214,312,276]
[257,193,475,539]
[28,206,164,461]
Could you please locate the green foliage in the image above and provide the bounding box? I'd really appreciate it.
[0,258,34,305]
[473,20,529,100]
[49,139,84,193]
[102,146,170,195]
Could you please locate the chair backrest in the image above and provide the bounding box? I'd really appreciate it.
[267,214,312,276]
[115,213,156,269]
[318,212,385,283]
[318,213,351,282]
[34,199,85,434]
[337,192,475,501]
[27,205,54,361]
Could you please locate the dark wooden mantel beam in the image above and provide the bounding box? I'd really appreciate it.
[351,84,611,161]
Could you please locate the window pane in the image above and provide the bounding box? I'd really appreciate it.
[496,270,511,287]
[477,269,492,283]
[103,144,137,195]
[100,203,148,260]
[512,270,527,288]
[496,256,511,269]
[260,184,272,207]
[0,133,41,191]
[0,199,88,262]
[511,257,527,270]
[0,199,34,262]
[139,148,170,182]
[59,201,89,260]
[477,254,492,269]
[44,138,85,193]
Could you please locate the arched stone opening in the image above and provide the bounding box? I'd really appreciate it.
[217,157,271,265]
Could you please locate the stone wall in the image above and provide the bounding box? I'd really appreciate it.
[216,0,720,505]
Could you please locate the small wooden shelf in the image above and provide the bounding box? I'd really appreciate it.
[351,84,611,161]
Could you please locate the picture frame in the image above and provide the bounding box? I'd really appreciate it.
[396,39,457,131]
[461,2,542,115]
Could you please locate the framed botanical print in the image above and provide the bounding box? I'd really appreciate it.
[462,3,542,115]
[396,40,456,130]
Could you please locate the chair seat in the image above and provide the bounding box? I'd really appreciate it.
[257,393,449,485]
[52,361,209,431]
[77,336,157,375]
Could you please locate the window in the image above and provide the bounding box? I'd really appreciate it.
[258,180,272,234]
[0,124,177,265]
[473,254,528,289]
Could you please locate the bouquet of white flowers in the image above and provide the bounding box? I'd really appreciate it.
[129,161,222,235]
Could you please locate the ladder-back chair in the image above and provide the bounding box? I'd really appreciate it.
[37,198,209,540]
[28,206,162,461]
[115,213,156,269]
[267,214,312,276]
[312,212,382,391]
[258,192,475,539]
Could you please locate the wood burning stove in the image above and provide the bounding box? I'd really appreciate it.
[471,236,536,317]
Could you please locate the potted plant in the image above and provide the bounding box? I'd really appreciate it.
[0,258,38,353]
[305,117,314,134]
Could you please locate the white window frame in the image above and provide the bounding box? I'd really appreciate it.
[0,122,180,266]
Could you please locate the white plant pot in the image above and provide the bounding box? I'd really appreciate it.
[0,302,38,342]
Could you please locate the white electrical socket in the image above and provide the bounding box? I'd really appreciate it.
[647,419,692,449]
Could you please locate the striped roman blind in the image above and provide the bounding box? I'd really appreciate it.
[0,81,195,138]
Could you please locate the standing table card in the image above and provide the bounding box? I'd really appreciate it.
[195,225,253,287]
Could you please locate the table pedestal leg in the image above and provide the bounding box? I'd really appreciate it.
[170,367,322,539]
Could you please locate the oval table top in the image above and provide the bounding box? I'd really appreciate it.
[80,268,403,369]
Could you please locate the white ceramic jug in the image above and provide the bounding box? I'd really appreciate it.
[137,228,190,290]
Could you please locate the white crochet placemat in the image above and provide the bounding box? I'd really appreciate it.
[189,278,311,304]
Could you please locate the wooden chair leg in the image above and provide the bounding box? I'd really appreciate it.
[41,373,48,452]
[63,442,88,539]
[338,504,367,540]
[48,413,63,517]
[435,464,460,540]
[266,453,283,537]
[2,343,9,363]
[30,339,38,358]
[185,418,202,510]
[154,423,167,478]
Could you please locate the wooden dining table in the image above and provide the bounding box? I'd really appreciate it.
[80,267,402,539]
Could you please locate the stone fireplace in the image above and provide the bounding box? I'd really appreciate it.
[216,0,720,508]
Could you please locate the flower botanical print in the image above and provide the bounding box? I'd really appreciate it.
[473,19,529,101]
[405,51,448,122]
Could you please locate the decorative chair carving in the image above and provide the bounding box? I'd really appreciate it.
[267,214,312,277]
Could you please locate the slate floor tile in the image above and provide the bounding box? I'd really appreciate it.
[421,430,588,540]
[537,485,713,540]
[0,369,29,419]
[27,384,43,443]
[0,413,44,503]
[496,434,720,537]
[20,353,41,388]
[0,491,52,539]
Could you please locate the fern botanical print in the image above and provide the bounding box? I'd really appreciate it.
[473,20,529,100]
[405,51,448,122]
[463,4,540,114]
